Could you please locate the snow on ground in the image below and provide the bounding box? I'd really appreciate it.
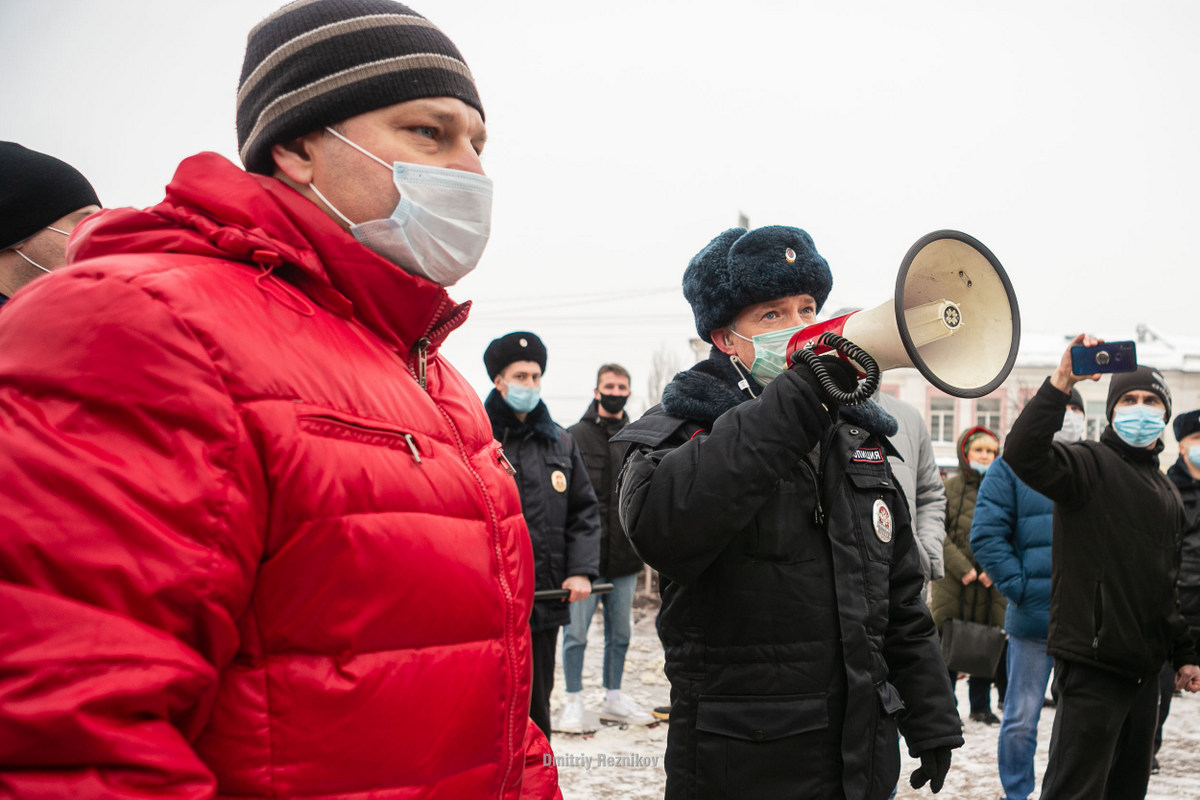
[551,599,1200,799]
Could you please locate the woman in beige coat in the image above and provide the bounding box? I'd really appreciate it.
[930,426,1008,724]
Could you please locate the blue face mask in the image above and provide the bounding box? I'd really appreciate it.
[730,324,807,387]
[969,461,990,474]
[1111,404,1166,448]
[504,382,541,414]
[1187,445,1200,468]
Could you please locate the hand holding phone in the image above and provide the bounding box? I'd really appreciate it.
[1070,340,1137,375]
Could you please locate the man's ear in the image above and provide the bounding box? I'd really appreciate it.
[493,374,506,394]
[270,132,324,185]
[712,328,736,355]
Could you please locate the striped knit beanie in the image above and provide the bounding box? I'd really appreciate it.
[237,0,483,175]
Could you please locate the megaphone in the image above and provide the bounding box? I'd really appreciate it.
[787,230,1020,400]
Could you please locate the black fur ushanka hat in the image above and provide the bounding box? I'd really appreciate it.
[682,225,833,343]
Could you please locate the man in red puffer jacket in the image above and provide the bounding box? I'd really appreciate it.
[0,2,559,798]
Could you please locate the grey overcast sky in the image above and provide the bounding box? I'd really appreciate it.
[3,0,1198,415]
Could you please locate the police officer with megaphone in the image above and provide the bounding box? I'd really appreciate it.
[614,225,963,800]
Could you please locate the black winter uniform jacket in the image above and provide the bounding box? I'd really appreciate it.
[1168,457,1200,639]
[486,391,600,632]
[1005,378,1197,680]
[568,401,642,579]
[613,351,962,800]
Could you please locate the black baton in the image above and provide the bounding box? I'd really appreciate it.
[533,582,614,601]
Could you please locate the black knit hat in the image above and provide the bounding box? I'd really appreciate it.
[0,142,100,250]
[1105,365,1171,422]
[682,226,833,343]
[1067,387,1085,413]
[237,0,484,175]
[1174,409,1200,442]
[484,331,547,380]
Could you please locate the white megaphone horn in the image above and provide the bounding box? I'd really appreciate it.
[786,230,1021,400]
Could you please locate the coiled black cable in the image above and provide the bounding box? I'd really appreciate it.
[790,332,881,406]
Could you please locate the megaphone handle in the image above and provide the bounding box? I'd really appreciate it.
[793,333,881,406]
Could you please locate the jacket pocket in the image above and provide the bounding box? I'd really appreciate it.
[693,693,833,796]
[297,410,426,462]
[695,692,828,742]
[745,478,819,562]
[876,680,905,716]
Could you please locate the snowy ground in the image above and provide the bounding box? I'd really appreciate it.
[550,599,1200,800]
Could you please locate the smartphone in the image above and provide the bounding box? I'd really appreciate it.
[1070,340,1137,375]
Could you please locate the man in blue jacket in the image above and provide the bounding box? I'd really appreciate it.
[970,388,1085,800]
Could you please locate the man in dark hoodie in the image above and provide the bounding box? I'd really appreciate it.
[484,331,601,742]
[559,363,653,731]
[1003,334,1200,800]
[614,225,962,800]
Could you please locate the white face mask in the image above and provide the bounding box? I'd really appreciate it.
[1054,409,1086,443]
[309,127,494,287]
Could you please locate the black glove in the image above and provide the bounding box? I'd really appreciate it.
[910,747,952,793]
[790,354,860,413]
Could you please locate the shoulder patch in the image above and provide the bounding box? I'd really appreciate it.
[852,446,885,464]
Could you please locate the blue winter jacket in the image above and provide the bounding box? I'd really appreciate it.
[969,456,1054,640]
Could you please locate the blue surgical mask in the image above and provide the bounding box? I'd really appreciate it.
[1111,404,1166,448]
[504,382,541,414]
[1187,445,1200,468]
[730,324,806,387]
[969,460,990,474]
[309,127,493,287]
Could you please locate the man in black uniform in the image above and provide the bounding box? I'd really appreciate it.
[615,225,962,799]
[484,331,600,742]
[1003,335,1200,800]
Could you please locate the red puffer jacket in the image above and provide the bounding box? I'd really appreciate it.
[0,153,560,800]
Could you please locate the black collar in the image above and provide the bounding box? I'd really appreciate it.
[485,389,559,443]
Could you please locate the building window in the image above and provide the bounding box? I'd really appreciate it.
[1086,416,1106,441]
[976,398,1002,435]
[930,397,956,443]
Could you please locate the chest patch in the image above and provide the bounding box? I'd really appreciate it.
[872,499,894,543]
[852,447,885,464]
[551,470,568,493]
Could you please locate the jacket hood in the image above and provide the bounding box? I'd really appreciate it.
[67,152,467,354]
[957,424,1000,473]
